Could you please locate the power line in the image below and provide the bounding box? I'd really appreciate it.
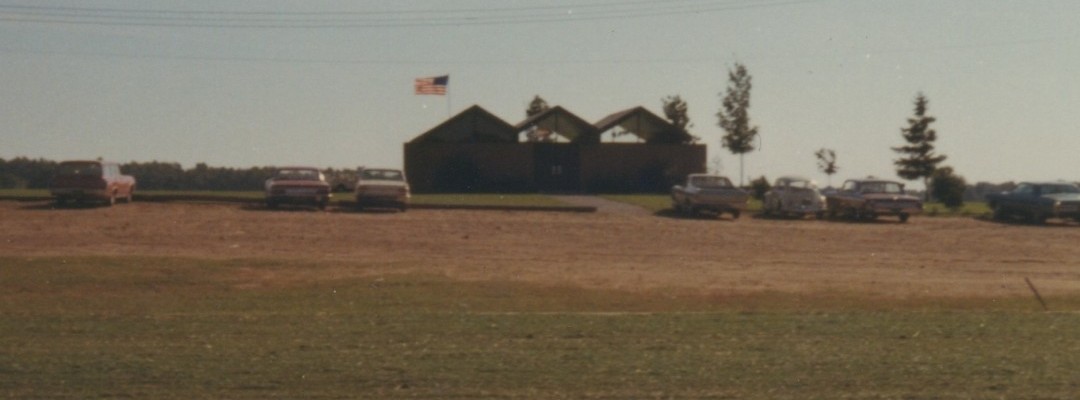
[0,0,826,29]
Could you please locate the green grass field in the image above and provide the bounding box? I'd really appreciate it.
[3,256,1078,399]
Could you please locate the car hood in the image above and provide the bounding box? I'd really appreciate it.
[269,180,329,188]
[1044,193,1080,202]
[863,193,920,202]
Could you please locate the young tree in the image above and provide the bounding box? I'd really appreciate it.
[525,95,552,142]
[749,175,771,200]
[716,63,758,186]
[526,95,549,117]
[662,95,699,144]
[930,166,967,209]
[815,148,839,187]
[893,93,946,200]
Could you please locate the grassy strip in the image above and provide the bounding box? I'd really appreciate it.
[0,189,993,217]
[411,193,568,207]
[602,194,763,213]
[0,190,572,209]
[924,201,993,217]
[603,194,994,218]
[3,256,1079,399]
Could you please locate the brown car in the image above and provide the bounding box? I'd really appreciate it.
[826,178,922,222]
[264,166,332,210]
[50,160,136,206]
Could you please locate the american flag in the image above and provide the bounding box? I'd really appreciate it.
[414,75,448,95]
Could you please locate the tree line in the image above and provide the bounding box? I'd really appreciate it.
[0,158,356,191]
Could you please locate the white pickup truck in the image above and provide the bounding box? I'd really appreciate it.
[671,174,749,219]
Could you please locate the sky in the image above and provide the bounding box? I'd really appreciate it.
[2,0,1079,188]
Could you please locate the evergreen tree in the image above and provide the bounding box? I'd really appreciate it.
[717,63,758,186]
[893,93,946,200]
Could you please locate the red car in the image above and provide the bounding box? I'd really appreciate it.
[264,166,332,210]
[50,160,136,206]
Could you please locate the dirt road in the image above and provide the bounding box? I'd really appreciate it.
[2,201,1079,301]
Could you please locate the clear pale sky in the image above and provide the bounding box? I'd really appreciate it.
[2,0,1078,187]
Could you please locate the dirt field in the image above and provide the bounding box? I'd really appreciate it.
[3,200,1079,303]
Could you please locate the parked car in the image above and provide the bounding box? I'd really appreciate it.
[826,178,922,222]
[986,181,1080,224]
[671,173,749,219]
[762,176,827,219]
[50,160,136,206]
[264,166,332,210]
[354,168,410,211]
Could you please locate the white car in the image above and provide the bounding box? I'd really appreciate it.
[354,168,410,211]
[763,176,827,219]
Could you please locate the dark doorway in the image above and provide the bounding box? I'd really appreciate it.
[533,143,580,193]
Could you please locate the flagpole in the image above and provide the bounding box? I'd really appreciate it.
[447,89,452,119]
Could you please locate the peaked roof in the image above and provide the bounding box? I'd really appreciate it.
[594,106,693,144]
[409,105,518,143]
[514,106,600,143]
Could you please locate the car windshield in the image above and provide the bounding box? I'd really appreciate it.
[1042,184,1080,194]
[691,176,732,188]
[274,169,320,181]
[56,162,101,176]
[860,182,903,194]
[361,169,404,181]
[786,179,817,189]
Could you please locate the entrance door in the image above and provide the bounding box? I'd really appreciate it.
[533,143,580,193]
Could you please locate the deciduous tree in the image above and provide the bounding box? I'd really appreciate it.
[525,95,553,142]
[815,148,839,187]
[930,166,967,209]
[717,63,758,186]
[662,95,699,144]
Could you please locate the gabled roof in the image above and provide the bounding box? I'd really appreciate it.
[514,106,600,143]
[593,106,693,144]
[409,105,518,143]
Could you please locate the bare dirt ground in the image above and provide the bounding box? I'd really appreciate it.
[2,200,1079,301]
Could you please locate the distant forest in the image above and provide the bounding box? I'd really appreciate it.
[0,157,356,191]
[0,156,1033,200]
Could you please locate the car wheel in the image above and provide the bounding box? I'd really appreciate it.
[898,213,910,223]
[267,201,278,209]
[731,210,741,219]
[1029,211,1047,225]
[992,206,1007,221]
[815,211,825,220]
[399,203,408,212]
[55,197,68,207]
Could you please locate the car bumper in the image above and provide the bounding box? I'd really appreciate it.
[689,202,747,212]
[782,204,826,214]
[266,194,331,204]
[356,194,409,207]
[51,188,109,200]
[868,205,922,216]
